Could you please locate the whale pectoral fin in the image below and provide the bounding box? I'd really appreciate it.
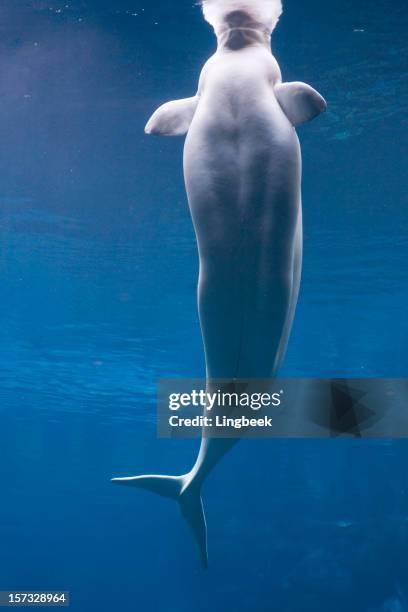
[145,96,199,136]
[275,82,327,126]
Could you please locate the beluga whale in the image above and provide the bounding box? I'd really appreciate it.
[112,0,326,567]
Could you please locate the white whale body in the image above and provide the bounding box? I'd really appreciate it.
[113,0,326,567]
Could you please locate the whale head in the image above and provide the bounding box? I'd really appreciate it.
[201,0,283,36]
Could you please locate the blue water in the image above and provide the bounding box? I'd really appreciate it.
[1,0,407,610]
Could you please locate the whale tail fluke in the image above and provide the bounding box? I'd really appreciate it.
[111,474,208,568]
[179,481,208,568]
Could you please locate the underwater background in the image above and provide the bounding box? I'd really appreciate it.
[0,0,407,610]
